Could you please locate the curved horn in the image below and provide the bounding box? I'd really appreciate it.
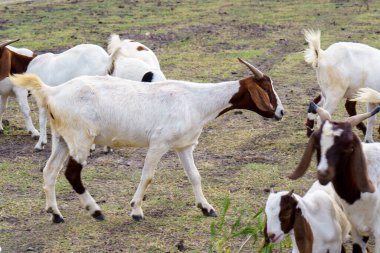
[238,58,264,79]
[346,106,380,127]
[0,39,20,49]
[308,102,331,121]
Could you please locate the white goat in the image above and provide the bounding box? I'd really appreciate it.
[0,40,39,138]
[304,29,380,142]
[290,102,380,252]
[264,182,350,253]
[108,34,166,82]
[10,58,284,223]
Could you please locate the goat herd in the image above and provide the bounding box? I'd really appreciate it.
[2,29,380,252]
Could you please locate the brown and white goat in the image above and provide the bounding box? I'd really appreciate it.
[264,182,350,253]
[290,104,380,253]
[0,39,39,137]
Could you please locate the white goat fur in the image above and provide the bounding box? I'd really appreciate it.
[265,182,350,253]
[10,73,283,221]
[0,46,39,137]
[304,29,380,142]
[108,34,166,82]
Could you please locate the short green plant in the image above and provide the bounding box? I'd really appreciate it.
[209,197,291,253]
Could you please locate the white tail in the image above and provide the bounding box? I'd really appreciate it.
[304,29,322,68]
[9,74,50,107]
[352,88,380,104]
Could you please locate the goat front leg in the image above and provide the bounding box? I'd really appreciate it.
[351,228,369,253]
[130,145,168,221]
[43,131,69,223]
[364,102,377,143]
[0,94,9,134]
[13,86,39,139]
[176,145,217,217]
[306,94,322,137]
[35,107,48,151]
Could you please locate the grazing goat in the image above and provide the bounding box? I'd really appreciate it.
[0,39,39,138]
[10,58,284,223]
[289,103,380,253]
[304,29,380,142]
[264,182,350,253]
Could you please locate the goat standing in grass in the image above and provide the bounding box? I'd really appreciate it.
[290,102,380,253]
[304,29,380,143]
[10,59,284,223]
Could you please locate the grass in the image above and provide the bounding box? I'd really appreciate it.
[1,0,380,252]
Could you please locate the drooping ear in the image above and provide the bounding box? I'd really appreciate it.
[350,134,375,193]
[0,49,11,81]
[293,208,313,253]
[289,133,316,180]
[247,83,274,112]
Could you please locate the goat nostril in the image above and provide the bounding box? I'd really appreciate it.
[280,110,284,116]
[268,233,276,239]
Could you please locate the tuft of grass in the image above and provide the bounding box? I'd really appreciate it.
[209,197,291,253]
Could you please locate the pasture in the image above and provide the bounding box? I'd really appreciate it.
[0,0,379,252]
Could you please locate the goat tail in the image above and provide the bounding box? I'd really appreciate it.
[352,88,380,104]
[304,29,322,67]
[9,74,50,107]
[107,34,127,75]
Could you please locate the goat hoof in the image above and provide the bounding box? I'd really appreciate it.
[197,203,217,217]
[0,129,3,135]
[132,214,144,221]
[34,147,43,152]
[91,210,105,221]
[52,214,65,223]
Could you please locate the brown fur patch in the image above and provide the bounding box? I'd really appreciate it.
[294,208,313,253]
[137,46,148,51]
[218,76,277,118]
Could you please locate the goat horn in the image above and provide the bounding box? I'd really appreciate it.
[0,39,20,49]
[287,189,294,196]
[345,106,380,127]
[309,102,331,121]
[238,58,264,79]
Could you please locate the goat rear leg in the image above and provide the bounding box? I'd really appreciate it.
[345,99,366,135]
[43,132,69,223]
[0,94,9,134]
[364,103,376,143]
[34,107,48,151]
[176,145,217,217]
[64,155,103,221]
[130,145,168,221]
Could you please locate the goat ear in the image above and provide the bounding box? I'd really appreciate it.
[289,133,316,180]
[0,49,11,81]
[350,134,375,193]
[247,83,273,112]
[293,208,313,253]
